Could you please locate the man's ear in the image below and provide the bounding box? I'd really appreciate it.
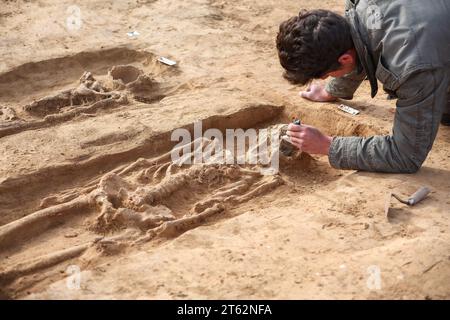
[337,49,356,67]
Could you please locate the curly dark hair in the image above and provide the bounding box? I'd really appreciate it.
[276,9,354,85]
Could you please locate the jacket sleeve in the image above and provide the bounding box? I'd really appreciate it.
[325,68,366,100]
[328,68,448,173]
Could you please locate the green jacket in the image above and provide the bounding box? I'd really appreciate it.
[326,0,450,173]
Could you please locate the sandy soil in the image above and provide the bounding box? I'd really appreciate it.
[0,0,449,300]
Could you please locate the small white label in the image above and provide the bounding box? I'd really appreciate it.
[158,57,177,66]
[337,104,360,115]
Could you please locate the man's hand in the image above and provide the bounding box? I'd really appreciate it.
[300,83,337,102]
[287,123,333,155]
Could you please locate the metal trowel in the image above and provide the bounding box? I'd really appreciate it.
[384,186,431,218]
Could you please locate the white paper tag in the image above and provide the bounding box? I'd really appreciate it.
[126,31,140,38]
[158,57,177,66]
[337,104,360,115]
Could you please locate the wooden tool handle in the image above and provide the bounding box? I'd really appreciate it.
[408,186,431,205]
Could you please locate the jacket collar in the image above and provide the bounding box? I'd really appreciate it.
[345,6,379,98]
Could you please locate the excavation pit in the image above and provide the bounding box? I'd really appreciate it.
[0,99,381,298]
